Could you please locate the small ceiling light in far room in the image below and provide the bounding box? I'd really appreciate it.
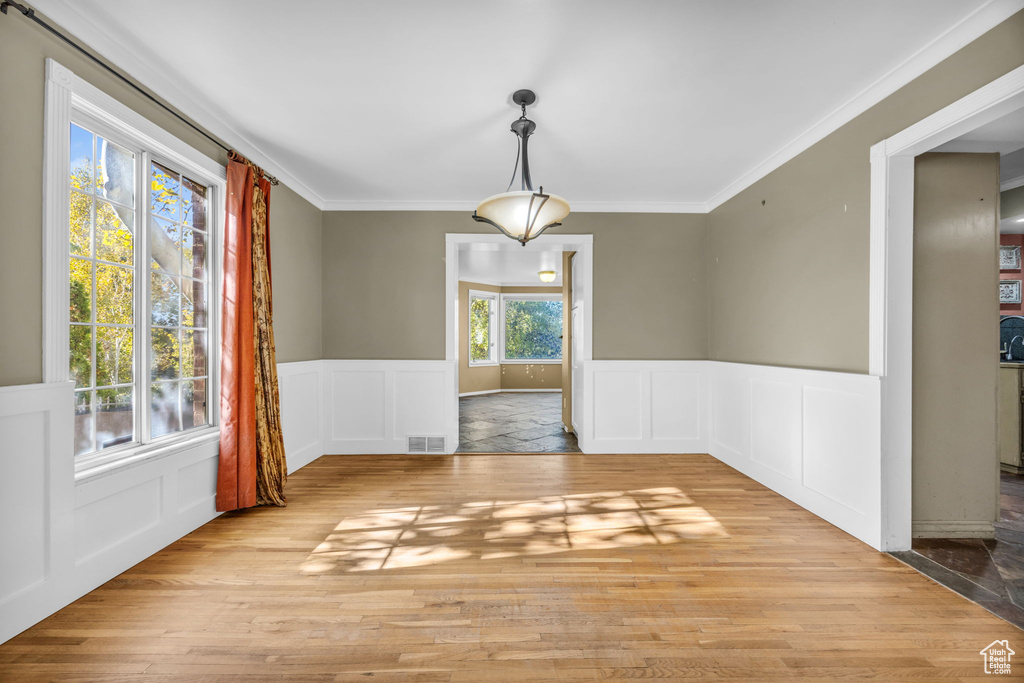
[538,270,557,283]
[473,89,570,246]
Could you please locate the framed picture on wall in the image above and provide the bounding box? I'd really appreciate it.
[1001,245,1021,270]
[1001,280,1022,304]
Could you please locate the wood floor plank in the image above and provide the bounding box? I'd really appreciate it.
[1,453,1020,680]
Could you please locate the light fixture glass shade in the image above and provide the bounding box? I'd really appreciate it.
[538,270,557,283]
[475,190,570,243]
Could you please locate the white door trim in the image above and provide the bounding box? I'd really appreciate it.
[870,63,1024,550]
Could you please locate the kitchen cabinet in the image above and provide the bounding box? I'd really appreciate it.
[999,364,1024,472]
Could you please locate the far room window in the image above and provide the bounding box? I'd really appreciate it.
[501,295,563,363]
[468,290,497,365]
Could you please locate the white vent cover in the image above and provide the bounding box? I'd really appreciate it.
[408,436,445,454]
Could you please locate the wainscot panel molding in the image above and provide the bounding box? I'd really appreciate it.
[707,362,882,549]
[278,360,324,473]
[1,364,326,644]
[578,361,710,455]
[322,360,458,455]
[0,382,222,644]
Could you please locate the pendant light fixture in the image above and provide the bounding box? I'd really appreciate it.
[538,270,557,283]
[473,89,570,246]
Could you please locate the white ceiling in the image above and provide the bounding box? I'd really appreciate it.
[459,244,563,286]
[31,0,1024,212]
[933,107,1024,156]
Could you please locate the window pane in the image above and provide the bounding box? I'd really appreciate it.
[181,280,207,328]
[181,329,207,379]
[70,124,94,192]
[97,137,135,207]
[151,328,180,380]
[182,379,208,430]
[96,326,133,386]
[69,258,92,323]
[182,176,207,231]
[150,161,180,220]
[150,216,179,274]
[151,382,181,438]
[70,191,92,257]
[470,297,492,362]
[504,300,563,360]
[95,200,133,264]
[181,228,206,281]
[151,272,181,326]
[95,264,133,324]
[69,325,92,389]
[96,387,133,449]
[74,391,94,456]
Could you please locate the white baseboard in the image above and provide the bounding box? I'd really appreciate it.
[459,389,501,397]
[912,521,996,538]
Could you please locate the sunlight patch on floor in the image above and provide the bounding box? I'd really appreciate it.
[300,487,727,573]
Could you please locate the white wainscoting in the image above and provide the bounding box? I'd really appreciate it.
[278,360,324,473]
[0,360,327,644]
[579,361,709,454]
[0,381,221,645]
[577,360,883,549]
[706,362,882,549]
[322,360,458,454]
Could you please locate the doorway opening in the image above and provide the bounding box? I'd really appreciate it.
[874,66,1024,627]
[444,234,593,453]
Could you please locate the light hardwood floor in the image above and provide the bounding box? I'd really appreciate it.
[1,453,1020,681]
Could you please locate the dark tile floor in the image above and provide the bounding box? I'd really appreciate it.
[890,470,1024,629]
[457,392,580,453]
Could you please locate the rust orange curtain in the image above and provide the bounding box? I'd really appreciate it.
[217,158,287,511]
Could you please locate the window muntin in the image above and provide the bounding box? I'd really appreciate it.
[468,291,497,365]
[68,122,213,458]
[501,295,563,362]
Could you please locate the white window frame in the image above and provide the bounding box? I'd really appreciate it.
[43,59,227,477]
[499,293,564,364]
[467,290,498,366]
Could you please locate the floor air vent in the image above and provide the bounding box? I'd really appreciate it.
[408,436,445,454]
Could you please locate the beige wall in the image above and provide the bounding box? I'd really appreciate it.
[1004,185,1024,220]
[0,10,322,386]
[500,363,561,391]
[322,212,708,361]
[269,185,323,363]
[457,281,563,394]
[708,11,1024,373]
[912,153,1000,528]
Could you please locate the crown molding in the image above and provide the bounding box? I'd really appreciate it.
[1003,174,1024,192]
[705,0,1024,212]
[321,199,708,213]
[29,0,327,209]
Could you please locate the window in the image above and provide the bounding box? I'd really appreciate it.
[68,123,214,457]
[468,290,497,365]
[500,294,563,363]
[45,59,225,471]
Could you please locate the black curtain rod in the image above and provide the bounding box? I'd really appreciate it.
[1,0,280,185]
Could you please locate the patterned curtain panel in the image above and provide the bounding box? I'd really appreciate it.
[217,156,287,511]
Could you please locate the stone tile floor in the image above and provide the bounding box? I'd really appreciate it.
[890,470,1024,629]
[457,392,580,453]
